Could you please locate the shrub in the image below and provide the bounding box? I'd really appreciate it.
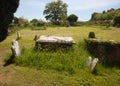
[31,26,47,30]
[67,14,78,26]
[113,15,120,27]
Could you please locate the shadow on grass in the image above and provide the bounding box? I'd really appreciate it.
[103,63,120,69]
[3,55,15,67]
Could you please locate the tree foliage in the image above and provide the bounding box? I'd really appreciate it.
[30,19,38,26]
[90,8,120,26]
[13,17,19,24]
[0,0,19,42]
[30,19,45,27]
[43,0,68,25]
[90,8,120,21]
[17,17,29,27]
[113,14,120,27]
[67,14,78,26]
[8,17,19,34]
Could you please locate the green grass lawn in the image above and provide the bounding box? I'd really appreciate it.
[0,26,120,86]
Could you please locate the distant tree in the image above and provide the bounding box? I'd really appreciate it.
[37,20,45,27]
[30,19,39,26]
[17,17,29,27]
[67,14,78,26]
[43,0,68,25]
[30,19,45,27]
[8,17,19,33]
[113,15,120,27]
[107,8,115,12]
[103,10,106,14]
[94,13,102,21]
[90,12,98,21]
[90,8,120,21]
[13,17,19,25]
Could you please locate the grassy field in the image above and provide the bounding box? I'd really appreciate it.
[0,26,120,86]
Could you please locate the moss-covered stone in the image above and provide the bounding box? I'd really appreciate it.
[85,38,120,66]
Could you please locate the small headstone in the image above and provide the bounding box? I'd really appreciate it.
[86,56,92,68]
[34,35,38,41]
[16,32,21,40]
[17,32,20,38]
[88,32,95,38]
[91,58,99,70]
[11,40,20,57]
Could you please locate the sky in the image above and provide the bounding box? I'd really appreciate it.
[15,0,120,21]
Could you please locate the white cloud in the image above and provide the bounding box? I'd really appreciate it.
[63,0,120,10]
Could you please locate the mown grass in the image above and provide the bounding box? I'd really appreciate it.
[1,26,120,86]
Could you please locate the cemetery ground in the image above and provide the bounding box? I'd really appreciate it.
[0,26,120,86]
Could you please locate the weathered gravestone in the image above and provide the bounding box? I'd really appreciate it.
[86,56,99,71]
[91,58,99,71]
[88,32,95,38]
[35,35,75,51]
[17,32,20,38]
[11,40,20,57]
[33,35,39,41]
[16,32,21,40]
[86,56,92,68]
[85,38,120,65]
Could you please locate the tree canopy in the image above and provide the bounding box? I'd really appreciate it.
[0,0,19,42]
[90,8,120,26]
[30,19,45,27]
[43,0,68,25]
[90,8,120,21]
[67,14,78,26]
[113,13,120,27]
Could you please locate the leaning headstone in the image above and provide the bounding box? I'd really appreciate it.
[11,45,16,57]
[86,56,92,68]
[88,32,95,38]
[91,58,99,70]
[11,40,20,57]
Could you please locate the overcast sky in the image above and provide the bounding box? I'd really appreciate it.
[15,0,120,21]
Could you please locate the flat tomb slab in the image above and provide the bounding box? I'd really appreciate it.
[35,35,75,50]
